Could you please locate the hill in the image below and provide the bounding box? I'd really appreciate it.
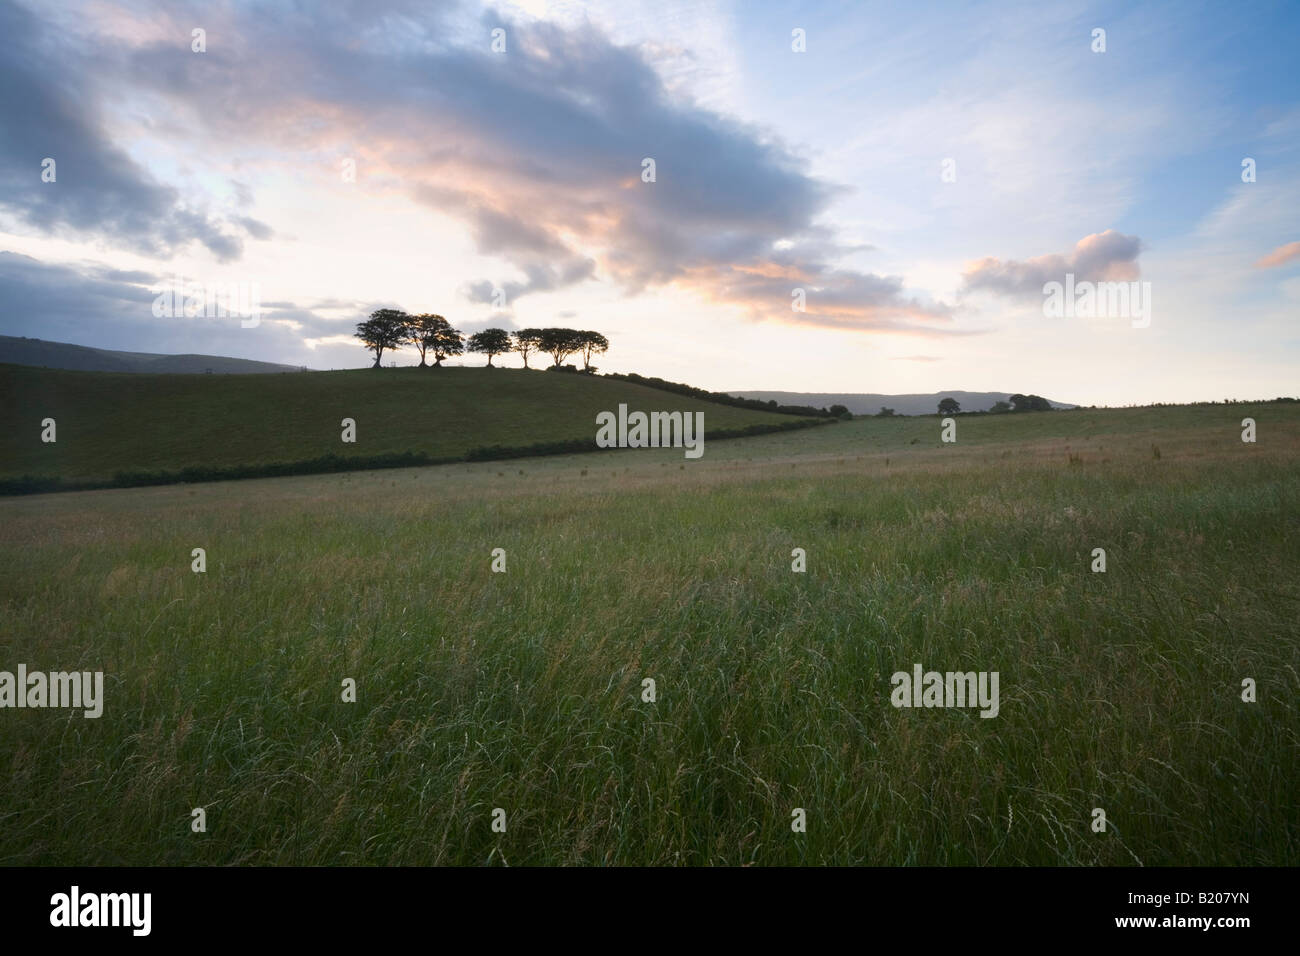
[729,389,1076,416]
[1,399,1296,864]
[0,364,821,490]
[0,335,302,374]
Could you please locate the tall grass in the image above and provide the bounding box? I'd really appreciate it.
[0,408,1296,864]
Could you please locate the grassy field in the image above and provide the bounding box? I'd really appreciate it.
[0,403,1297,865]
[0,364,809,485]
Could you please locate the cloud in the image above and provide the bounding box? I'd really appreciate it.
[0,251,155,323]
[692,246,966,335]
[1255,241,1300,269]
[461,258,597,306]
[99,267,159,284]
[961,230,1143,299]
[61,1,949,334]
[235,216,275,240]
[0,2,246,261]
[458,312,518,337]
[0,251,361,366]
[231,181,255,208]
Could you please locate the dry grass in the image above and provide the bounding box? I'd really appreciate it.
[0,404,1297,864]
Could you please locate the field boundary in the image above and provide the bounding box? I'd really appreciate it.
[0,417,833,496]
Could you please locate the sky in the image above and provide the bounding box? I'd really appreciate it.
[0,0,1297,405]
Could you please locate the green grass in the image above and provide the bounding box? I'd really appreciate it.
[0,404,1297,865]
[0,364,809,485]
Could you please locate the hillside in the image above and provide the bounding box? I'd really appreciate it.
[730,389,1076,416]
[0,364,818,488]
[2,399,1296,865]
[0,335,302,374]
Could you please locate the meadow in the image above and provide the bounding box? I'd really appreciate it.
[0,364,809,487]
[0,401,1297,865]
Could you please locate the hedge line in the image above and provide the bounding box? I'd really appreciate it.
[601,372,834,418]
[0,417,832,496]
[0,451,444,496]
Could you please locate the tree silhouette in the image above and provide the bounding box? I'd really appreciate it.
[467,328,512,367]
[355,309,407,368]
[537,328,584,367]
[576,330,609,372]
[404,313,448,367]
[513,329,543,368]
[427,317,464,366]
[937,397,961,415]
[1009,393,1052,412]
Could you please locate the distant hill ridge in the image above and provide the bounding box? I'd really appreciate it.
[0,336,301,374]
[730,389,1077,416]
[2,337,1076,414]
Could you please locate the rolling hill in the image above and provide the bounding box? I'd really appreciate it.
[2,396,1296,864]
[0,335,302,374]
[0,363,822,490]
[730,389,1077,416]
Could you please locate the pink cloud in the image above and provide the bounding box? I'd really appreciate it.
[1254,241,1300,269]
[961,229,1142,299]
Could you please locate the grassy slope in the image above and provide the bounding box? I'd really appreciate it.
[0,336,300,375]
[0,364,806,483]
[1,403,1296,865]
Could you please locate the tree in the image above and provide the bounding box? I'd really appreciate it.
[576,330,609,372]
[937,397,961,415]
[990,400,1012,414]
[355,309,407,368]
[876,406,896,417]
[404,313,448,367]
[428,318,464,366]
[467,328,512,367]
[1009,393,1052,412]
[513,328,543,369]
[537,327,584,367]
[828,404,851,419]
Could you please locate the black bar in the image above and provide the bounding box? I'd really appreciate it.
[0,866,1280,942]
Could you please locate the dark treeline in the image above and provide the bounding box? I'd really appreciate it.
[353,310,844,420]
[354,310,610,371]
[353,311,840,418]
[603,372,841,419]
[928,393,1055,415]
[0,419,831,496]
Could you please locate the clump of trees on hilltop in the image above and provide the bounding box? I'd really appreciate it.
[354,309,462,368]
[1007,393,1053,412]
[931,394,1054,415]
[354,311,609,371]
[511,328,608,372]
